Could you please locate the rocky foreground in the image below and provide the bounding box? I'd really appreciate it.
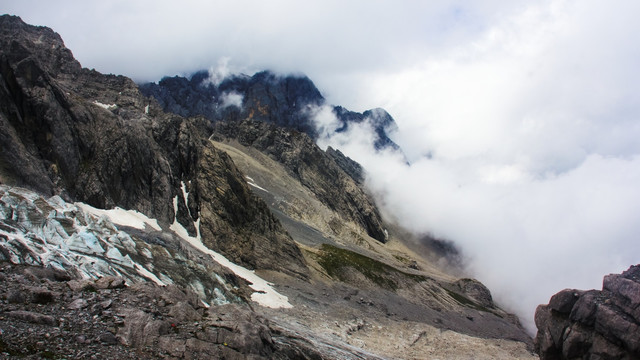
[0,261,326,359]
[535,265,640,359]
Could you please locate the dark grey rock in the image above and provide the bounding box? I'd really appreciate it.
[99,332,118,345]
[454,278,494,308]
[29,287,54,304]
[6,310,57,326]
[167,301,201,322]
[548,289,582,314]
[7,289,27,304]
[535,264,640,359]
[68,298,89,310]
[95,276,126,290]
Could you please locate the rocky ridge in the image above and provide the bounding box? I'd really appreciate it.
[535,265,640,359]
[139,69,400,151]
[212,119,387,243]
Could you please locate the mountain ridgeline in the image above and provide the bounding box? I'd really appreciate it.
[139,69,400,152]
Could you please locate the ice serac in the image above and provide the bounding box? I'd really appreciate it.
[0,15,307,278]
[535,265,640,359]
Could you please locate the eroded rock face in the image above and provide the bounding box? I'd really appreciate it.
[213,119,388,243]
[0,15,307,277]
[535,265,640,359]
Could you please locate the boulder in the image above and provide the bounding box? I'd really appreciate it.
[535,264,640,359]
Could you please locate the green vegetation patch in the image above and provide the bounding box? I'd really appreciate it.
[316,244,427,290]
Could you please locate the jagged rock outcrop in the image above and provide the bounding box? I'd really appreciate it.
[139,69,401,152]
[194,142,308,276]
[212,119,388,243]
[0,15,307,277]
[535,264,640,359]
[326,146,365,184]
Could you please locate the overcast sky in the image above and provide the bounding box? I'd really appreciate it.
[4,0,640,333]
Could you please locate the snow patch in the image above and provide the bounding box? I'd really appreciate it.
[170,195,291,308]
[144,104,149,114]
[93,100,117,110]
[76,203,161,231]
[247,182,269,193]
[245,176,269,192]
[133,262,165,286]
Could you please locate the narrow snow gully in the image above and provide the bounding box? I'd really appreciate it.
[171,182,292,309]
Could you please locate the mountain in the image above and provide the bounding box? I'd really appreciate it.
[139,69,401,152]
[0,15,306,279]
[0,15,536,359]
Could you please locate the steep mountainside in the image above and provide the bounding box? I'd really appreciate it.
[0,15,538,359]
[0,15,305,278]
[139,69,400,151]
[212,119,387,243]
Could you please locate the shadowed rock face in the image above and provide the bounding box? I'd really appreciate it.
[212,119,388,243]
[139,69,401,152]
[0,15,307,277]
[535,265,640,360]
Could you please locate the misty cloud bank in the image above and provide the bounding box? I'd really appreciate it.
[5,0,640,333]
[309,1,640,332]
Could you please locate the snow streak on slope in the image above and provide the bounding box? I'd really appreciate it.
[76,203,162,231]
[170,189,292,309]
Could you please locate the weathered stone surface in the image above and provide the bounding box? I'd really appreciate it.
[454,278,494,308]
[6,310,57,326]
[535,264,640,359]
[68,298,89,310]
[213,119,388,243]
[549,289,582,314]
[195,141,308,276]
[29,287,54,304]
[94,276,126,289]
[167,301,201,323]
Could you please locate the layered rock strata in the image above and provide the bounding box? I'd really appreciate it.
[535,265,640,359]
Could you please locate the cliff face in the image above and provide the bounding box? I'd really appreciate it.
[535,265,640,359]
[212,119,388,243]
[0,15,306,277]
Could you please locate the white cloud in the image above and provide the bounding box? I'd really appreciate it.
[306,0,640,332]
[205,57,236,86]
[219,91,243,109]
